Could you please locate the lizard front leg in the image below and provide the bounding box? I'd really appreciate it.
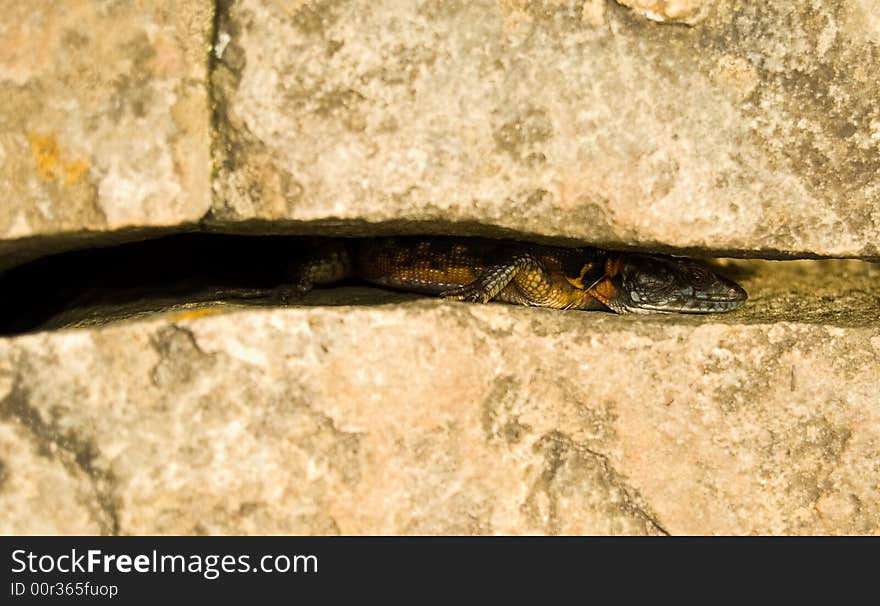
[439,253,546,304]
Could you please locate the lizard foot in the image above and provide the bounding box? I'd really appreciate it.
[439,284,493,304]
[438,260,530,304]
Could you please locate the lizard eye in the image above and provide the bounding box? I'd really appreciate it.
[687,268,709,286]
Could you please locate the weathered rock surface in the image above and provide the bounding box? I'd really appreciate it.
[1,0,879,538]
[1,255,878,535]
[0,0,213,266]
[212,0,880,258]
[616,0,710,25]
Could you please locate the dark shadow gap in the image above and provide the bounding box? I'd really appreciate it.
[0,233,877,336]
[0,233,343,335]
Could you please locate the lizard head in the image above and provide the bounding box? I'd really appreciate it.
[592,254,747,314]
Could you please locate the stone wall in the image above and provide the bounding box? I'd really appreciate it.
[211,0,880,258]
[0,0,213,269]
[1,0,878,535]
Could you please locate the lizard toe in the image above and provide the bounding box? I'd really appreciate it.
[439,285,490,303]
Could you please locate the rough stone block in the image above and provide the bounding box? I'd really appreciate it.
[0,0,213,250]
[212,0,880,258]
[1,286,878,534]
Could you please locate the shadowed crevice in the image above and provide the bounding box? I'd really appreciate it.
[0,232,877,336]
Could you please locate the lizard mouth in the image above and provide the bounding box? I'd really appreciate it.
[626,284,747,314]
[631,295,746,314]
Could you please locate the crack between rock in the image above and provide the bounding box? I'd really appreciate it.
[201,0,233,229]
[205,0,222,208]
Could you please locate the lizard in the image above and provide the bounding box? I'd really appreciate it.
[258,236,747,314]
[0,235,747,335]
